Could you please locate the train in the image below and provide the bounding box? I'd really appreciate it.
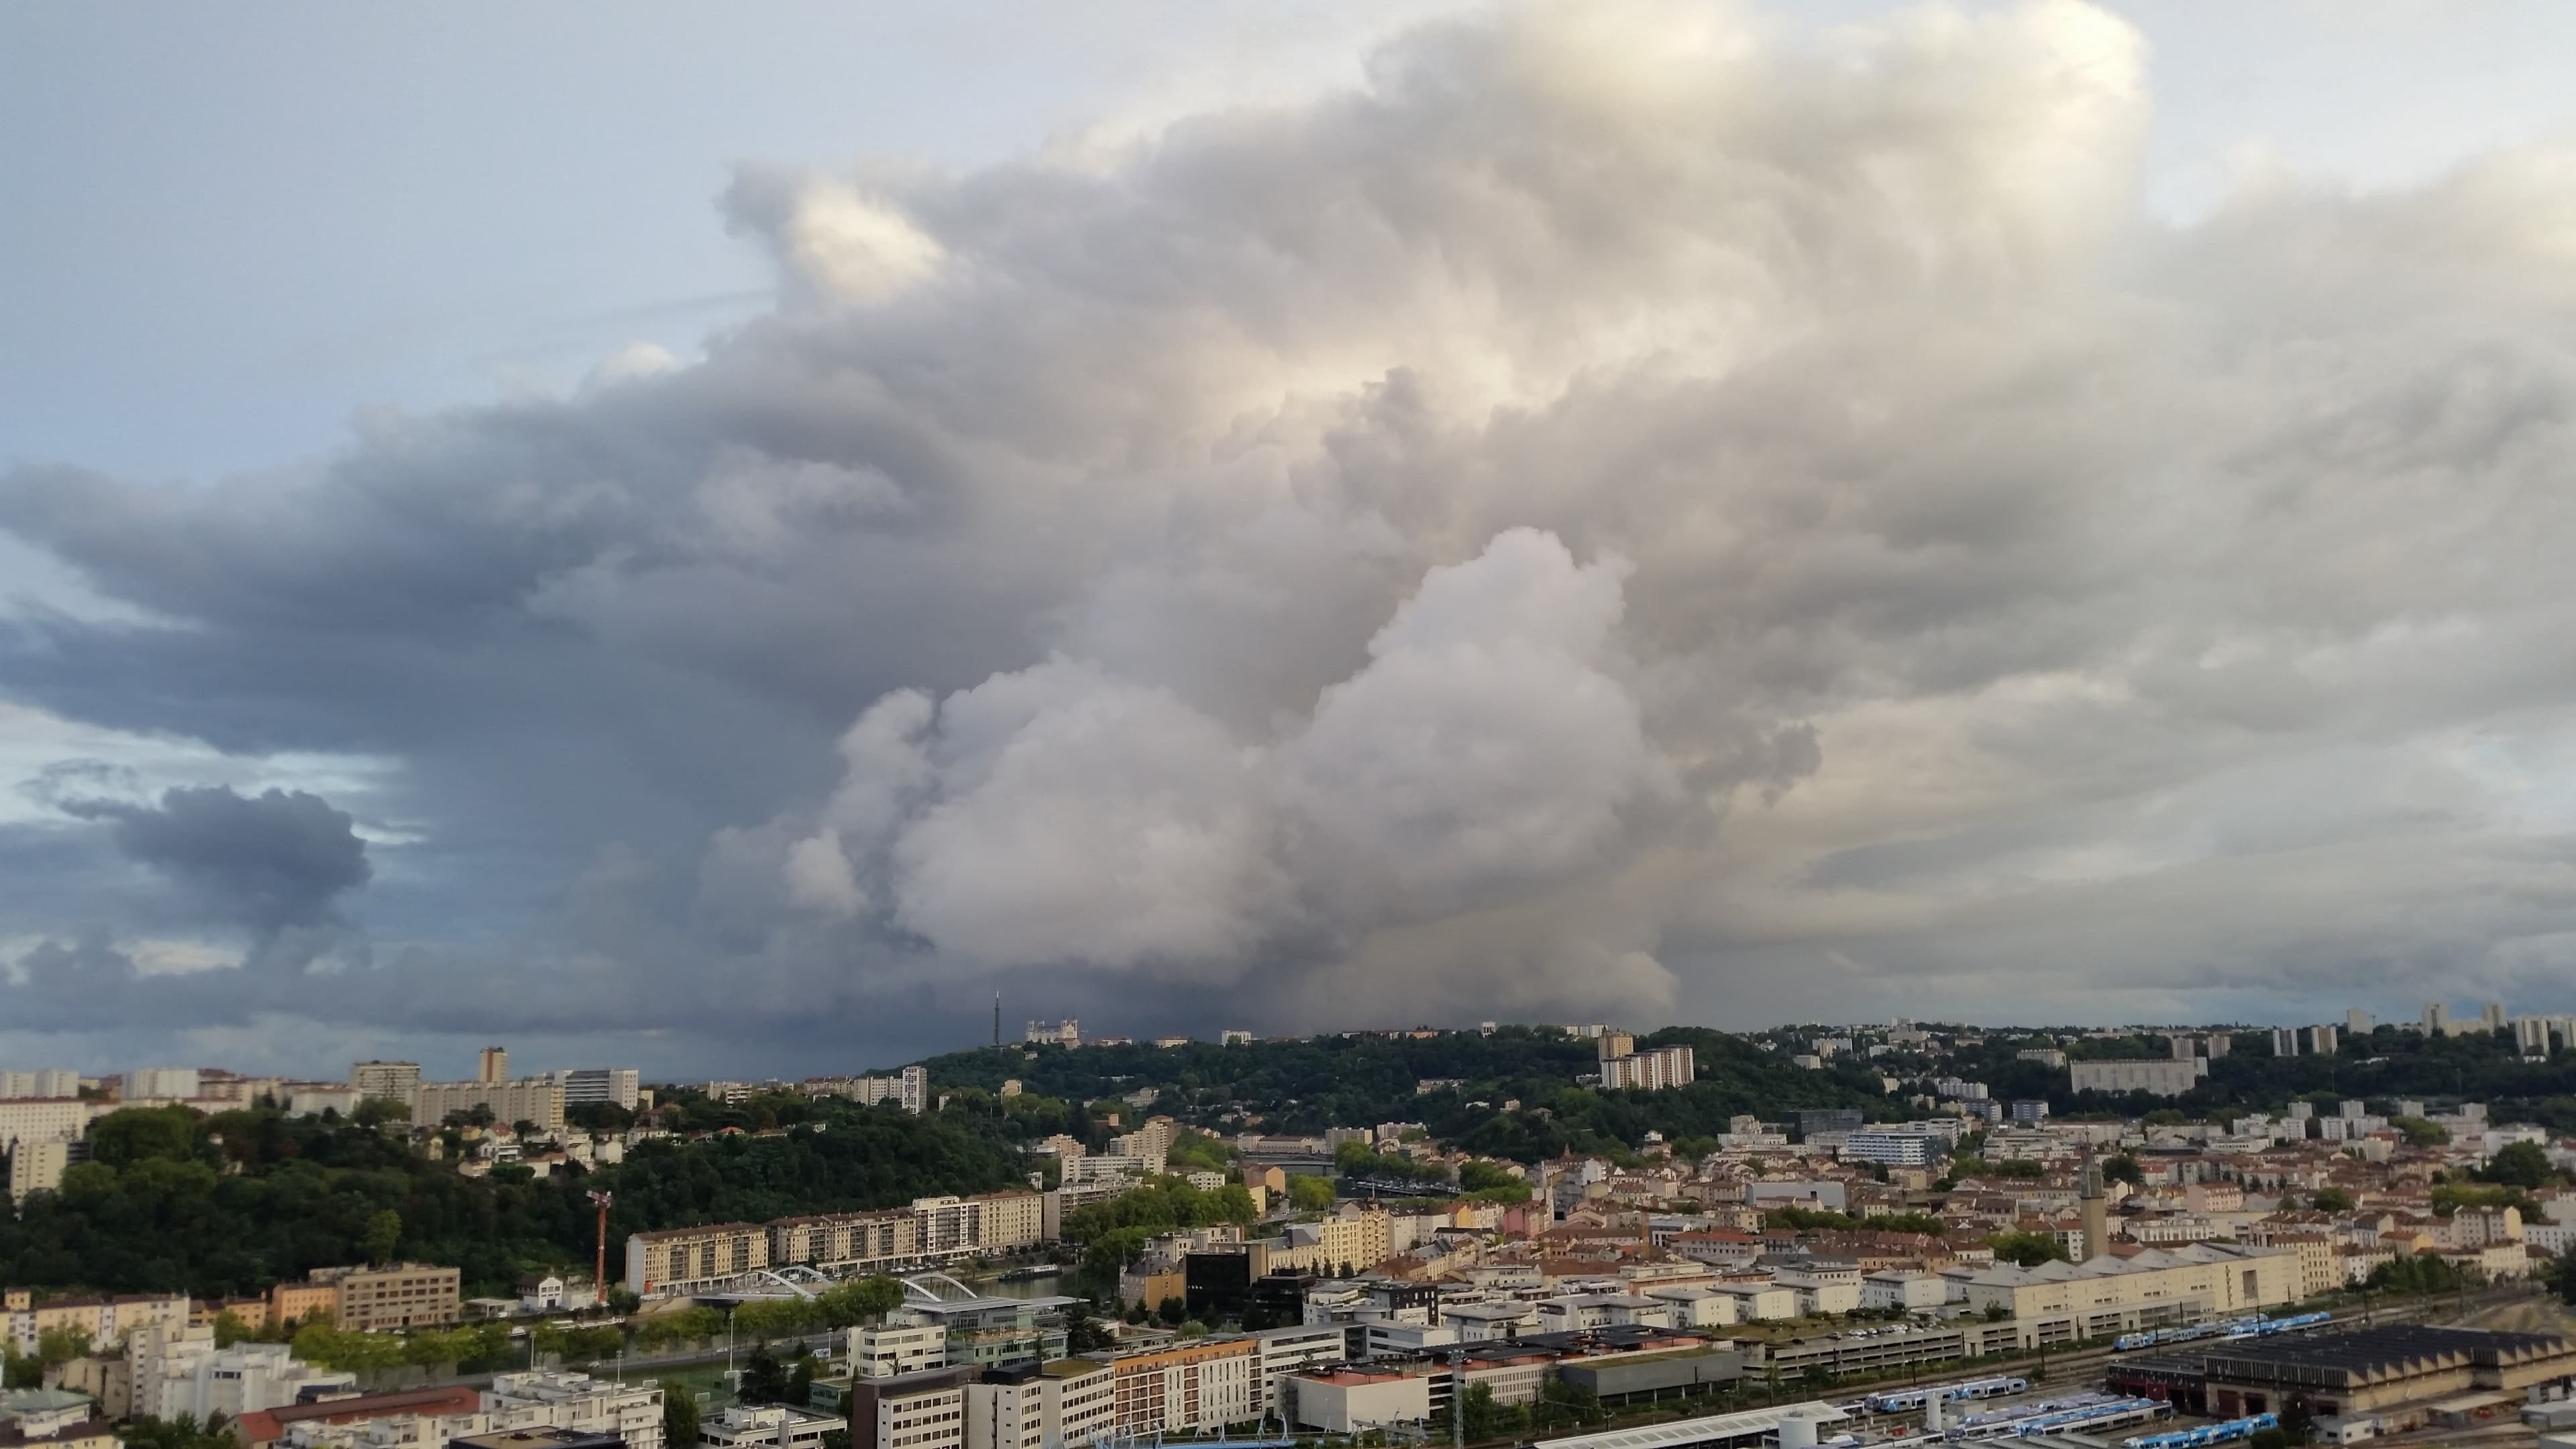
[1941,1393,2171,1440]
[1863,1377,2031,1413]
[2112,1310,2332,1353]
[2120,1411,2279,1449]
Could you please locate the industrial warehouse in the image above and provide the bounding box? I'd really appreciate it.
[2108,1324,2576,1438]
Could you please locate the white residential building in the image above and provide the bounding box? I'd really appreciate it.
[486,1372,667,1449]
[128,1324,358,1422]
[1774,1261,1862,1317]
[1860,1272,1947,1312]
[851,1324,948,1379]
[125,1067,201,1101]
[698,1404,845,1449]
[0,1070,81,1100]
[553,1069,643,1110]
[1599,1046,1696,1091]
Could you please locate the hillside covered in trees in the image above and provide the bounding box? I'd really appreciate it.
[0,1095,1034,1300]
[922,1024,1913,1162]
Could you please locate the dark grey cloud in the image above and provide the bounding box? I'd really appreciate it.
[64,785,371,935]
[6,0,2576,1071]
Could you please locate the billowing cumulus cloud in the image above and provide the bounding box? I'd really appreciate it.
[7,0,2576,1071]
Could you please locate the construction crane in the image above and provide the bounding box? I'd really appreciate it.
[588,1190,614,1302]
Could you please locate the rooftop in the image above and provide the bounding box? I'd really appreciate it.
[2202,1326,2575,1386]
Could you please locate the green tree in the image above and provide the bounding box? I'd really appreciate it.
[786,1354,817,1407]
[1064,1304,1114,1354]
[815,1277,904,1328]
[122,1415,236,1449]
[32,1324,91,1364]
[87,1107,209,1167]
[1287,1175,1336,1212]
[2486,1141,2553,1189]
[364,1208,403,1265]
[210,1311,252,1348]
[2312,1186,2355,1213]
[2392,1116,2449,1148]
[739,1346,789,1405]
[354,1099,411,1129]
[2549,1246,2576,1307]
[661,1381,701,1449]
[2100,1155,2144,1186]
[1988,1230,2070,1267]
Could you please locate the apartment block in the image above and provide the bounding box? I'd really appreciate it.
[774,1212,920,1277]
[126,1068,201,1101]
[1599,1046,1695,1091]
[477,1049,508,1085]
[630,1191,1046,1297]
[553,1070,641,1111]
[1248,1326,1347,1420]
[311,1264,461,1332]
[0,1100,96,1151]
[485,1371,666,1449]
[965,1360,1115,1449]
[698,1404,847,1449]
[3,1289,190,1357]
[7,1138,74,1202]
[268,1280,340,1329]
[847,1366,973,1449]
[1101,1338,1256,1436]
[127,1323,358,1421]
[2068,1059,2201,1098]
[349,1062,423,1103]
[851,1325,948,1380]
[625,1223,770,1297]
[0,1071,80,1100]
[413,1080,566,1134]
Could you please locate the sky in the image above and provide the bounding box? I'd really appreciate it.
[6,0,2576,1081]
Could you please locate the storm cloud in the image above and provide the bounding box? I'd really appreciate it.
[70,785,372,935]
[8,0,2576,1069]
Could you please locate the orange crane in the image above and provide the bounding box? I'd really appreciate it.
[588,1190,613,1302]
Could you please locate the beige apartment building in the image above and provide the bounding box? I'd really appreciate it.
[267,1279,340,1328]
[1941,1242,2300,1345]
[627,1223,771,1297]
[2,1289,190,1357]
[773,1210,919,1275]
[413,1079,565,1134]
[630,1192,1046,1297]
[310,1264,462,1332]
[1102,1338,1257,1436]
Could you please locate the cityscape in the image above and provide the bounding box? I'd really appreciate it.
[13,3,2576,1449]
[6,1004,2576,1449]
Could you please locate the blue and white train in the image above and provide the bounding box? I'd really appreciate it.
[1864,1376,2029,1413]
[2112,1310,2331,1353]
[2121,1411,2279,1449]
